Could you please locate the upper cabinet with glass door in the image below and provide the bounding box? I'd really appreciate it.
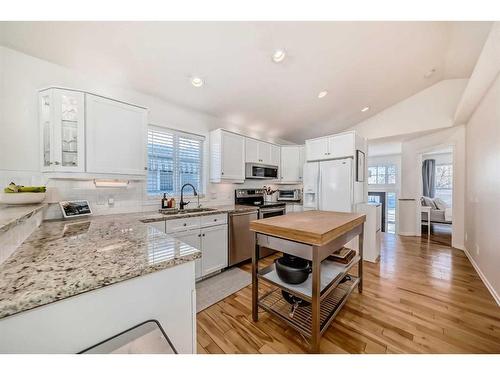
[39,88,85,172]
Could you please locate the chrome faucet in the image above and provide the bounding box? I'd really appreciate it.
[179,183,198,210]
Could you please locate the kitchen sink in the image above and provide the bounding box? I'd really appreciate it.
[159,207,218,215]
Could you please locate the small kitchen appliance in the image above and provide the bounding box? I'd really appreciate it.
[277,188,301,202]
[59,200,92,218]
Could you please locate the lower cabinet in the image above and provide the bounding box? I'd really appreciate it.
[156,216,228,281]
[285,203,304,213]
[200,225,228,276]
[173,230,202,279]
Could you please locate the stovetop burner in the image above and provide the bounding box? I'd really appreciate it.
[235,188,286,209]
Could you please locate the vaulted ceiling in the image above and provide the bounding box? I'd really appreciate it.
[0,21,492,143]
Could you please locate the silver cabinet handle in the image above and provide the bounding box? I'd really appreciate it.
[54,161,60,165]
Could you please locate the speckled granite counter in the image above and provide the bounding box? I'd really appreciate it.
[0,212,201,319]
[0,204,47,233]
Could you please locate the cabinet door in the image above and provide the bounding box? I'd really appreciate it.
[221,131,245,180]
[305,138,329,161]
[86,94,147,175]
[39,89,85,172]
[270,144,280,167]
[257,142,271,164]
[280,146,301,183]
[172,229,202,279]
[245,138,260,163]
[329,133,355,158]
[201,225,228,276]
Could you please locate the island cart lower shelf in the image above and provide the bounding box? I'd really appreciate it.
[258,276,359,337]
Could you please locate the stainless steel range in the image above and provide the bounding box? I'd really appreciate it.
[234,189,286,258]
[234,189,286,219]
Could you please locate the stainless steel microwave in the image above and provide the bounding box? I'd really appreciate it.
[245,163,279,179]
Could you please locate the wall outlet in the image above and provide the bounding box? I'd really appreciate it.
[465,232,468,241]
[108,196,115,207]
[475,244,480,255]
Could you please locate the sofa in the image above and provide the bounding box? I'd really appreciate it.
[421,196,452,224]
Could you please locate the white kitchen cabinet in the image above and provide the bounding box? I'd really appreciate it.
[174,229,203,279]
[210,129,245,183]
[305,137,330,161]
[86,94,147,176]
[279,145,304,183]
[329,132,355,159]
[200,224,228,276]
[285,203,304,213]
[270,144,281,167]
[157,213,229,279]
[39,88,86,172]
[305,132,359,161]
[244,138,279,166]
[245,138,260,163]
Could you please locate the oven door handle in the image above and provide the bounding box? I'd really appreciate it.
[260,208,286,214]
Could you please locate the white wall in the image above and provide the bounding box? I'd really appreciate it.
[399,126,466,250]
[349,79,468,140]
[422,152,453,165]
[0,46,295,218]
[464,73,500,304]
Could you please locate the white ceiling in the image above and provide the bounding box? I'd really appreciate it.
[0,21,492,143]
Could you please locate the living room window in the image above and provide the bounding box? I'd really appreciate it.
[147,126,204,196]
[435,164,453,206]
[368,164,396,185]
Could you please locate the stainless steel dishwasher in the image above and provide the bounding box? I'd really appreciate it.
[228,210,258,266]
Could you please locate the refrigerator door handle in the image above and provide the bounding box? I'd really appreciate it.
[317,163,321,210]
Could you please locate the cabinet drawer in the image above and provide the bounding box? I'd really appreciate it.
[166,217,200,233]
[200,213,228,228]
[148,220,166,233]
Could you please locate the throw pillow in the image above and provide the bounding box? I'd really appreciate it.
[421,196,437,209]
[433,197,448,210]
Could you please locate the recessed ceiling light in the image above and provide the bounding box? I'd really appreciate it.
[361,106,370,112]
[272,49,286,63]
[317,90,328,99]
[190,76,204,88]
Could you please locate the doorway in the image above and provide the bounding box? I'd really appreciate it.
[419,146,453,244]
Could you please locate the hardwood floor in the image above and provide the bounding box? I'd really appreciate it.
[196,233,500,354]
[421,223,452,247]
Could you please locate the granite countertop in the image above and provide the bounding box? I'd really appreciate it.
[0,212,201,319]
[0,204,47,233]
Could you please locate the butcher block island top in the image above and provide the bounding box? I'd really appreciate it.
[249,210,366,246]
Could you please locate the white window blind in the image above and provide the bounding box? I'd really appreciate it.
[147,126,204,196]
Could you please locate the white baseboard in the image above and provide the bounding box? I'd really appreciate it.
[463,247,500,306]
[398,232,417,236]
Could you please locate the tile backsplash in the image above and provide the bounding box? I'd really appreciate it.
[1,170,301,220]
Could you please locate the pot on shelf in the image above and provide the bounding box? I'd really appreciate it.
[274,254,312,285]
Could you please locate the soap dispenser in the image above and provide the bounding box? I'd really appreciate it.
[161,193,168,209]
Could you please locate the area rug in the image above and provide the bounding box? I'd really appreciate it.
[196,267,251,313]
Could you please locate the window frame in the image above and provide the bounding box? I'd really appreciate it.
[368,164,397,186]
[146,125,205,198]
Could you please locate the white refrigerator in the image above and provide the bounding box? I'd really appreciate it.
[303,158,363,212]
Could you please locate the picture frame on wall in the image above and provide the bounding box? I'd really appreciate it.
[356,150,365,182]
